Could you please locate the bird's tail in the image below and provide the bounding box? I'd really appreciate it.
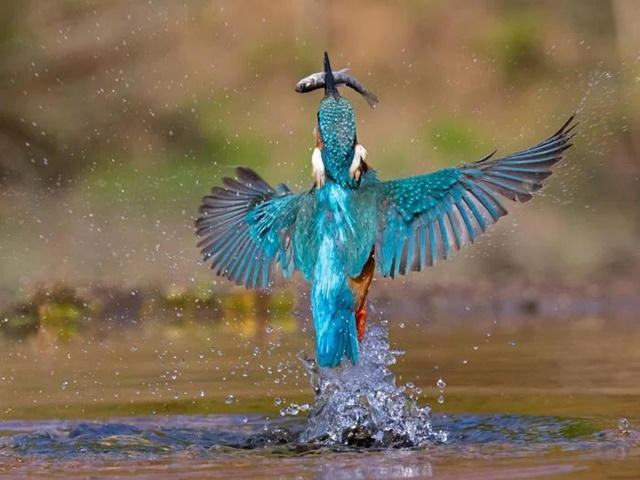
[311,278,359,368]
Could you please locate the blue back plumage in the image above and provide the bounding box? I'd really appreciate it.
[295,183,365,367]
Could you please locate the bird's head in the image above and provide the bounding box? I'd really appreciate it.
[317,52,356,156]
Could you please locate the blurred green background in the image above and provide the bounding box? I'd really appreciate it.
[0,0,639,312]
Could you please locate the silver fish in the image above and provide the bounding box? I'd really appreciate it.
[295,68,379,109]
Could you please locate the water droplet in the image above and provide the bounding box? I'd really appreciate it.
[130,346,138,352]
[437,395,445,404]
[280,403,301,416]
[225,395,234,404]
[299,323,444,446]
[618,417,629,432]
[199,390,205,397]
[436,379,446,390]
[265,326,274,333]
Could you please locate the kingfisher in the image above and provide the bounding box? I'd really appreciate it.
[196,52,575,368]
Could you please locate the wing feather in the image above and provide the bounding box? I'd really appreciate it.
[376,116,575,278]
[196,167,304,289]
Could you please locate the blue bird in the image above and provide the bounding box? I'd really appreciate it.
[196,52,575,368]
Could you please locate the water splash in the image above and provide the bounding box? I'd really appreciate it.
[297,321,448,447]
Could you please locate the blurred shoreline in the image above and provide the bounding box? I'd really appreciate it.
[2,274,640,343]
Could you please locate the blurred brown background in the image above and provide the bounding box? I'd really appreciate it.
[1,0,639,307]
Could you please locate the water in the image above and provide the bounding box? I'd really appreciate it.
[0,413,637,478]
[299,323,447,447]
[0,312,639,478]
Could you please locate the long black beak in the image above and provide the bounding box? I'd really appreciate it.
[323,52,340,102]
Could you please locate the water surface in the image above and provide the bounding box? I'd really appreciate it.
[1,311,639,478]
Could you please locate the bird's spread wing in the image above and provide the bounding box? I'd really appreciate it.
[375,116,576,278]
[196,167,305,289]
